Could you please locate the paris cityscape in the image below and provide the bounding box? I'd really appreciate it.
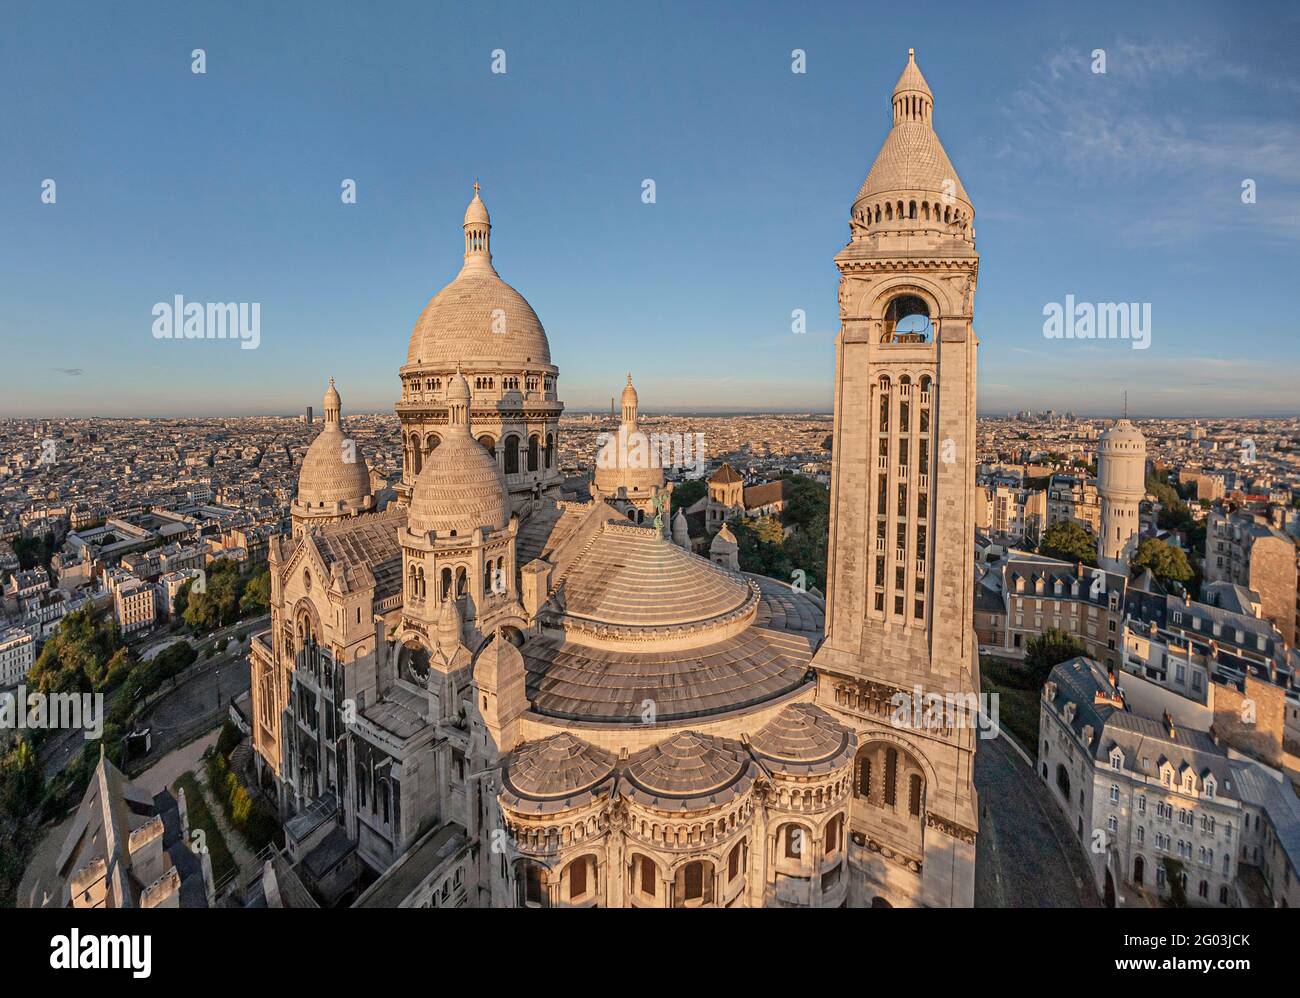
[0,0,1294,978]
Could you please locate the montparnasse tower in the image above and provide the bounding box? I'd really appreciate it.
[813,49,980,908]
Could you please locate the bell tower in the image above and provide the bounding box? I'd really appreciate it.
[813,49,980,907]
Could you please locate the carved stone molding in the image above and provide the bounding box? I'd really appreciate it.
[925,811,976,845]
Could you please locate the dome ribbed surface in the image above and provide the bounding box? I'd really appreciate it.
[406,268,551,368]
[749,703,855,774]
[855,122,970,206]
[625,731,751,800]
[408,431,510,535]
[592,433,665,495]
[506,733,615,800]
[559,522,751,627]
[297,425,371,507]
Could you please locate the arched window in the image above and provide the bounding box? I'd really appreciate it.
[883,295,932,343]
[856,754,872,798]
[631,853,658,899]
[455,566,467,599]
[517,861,548,908]
[527,434,540,473]
[673,860,714,907]
[908,773,923,816]
[545,433,554,469]
[824,813,844,855]
[440,567,453,601]
[884,748,898,806]
[564,856,594,902]
[1056,763,1071,799]
[782,823,808,860]
[503,434,520,475]
[478,434,496,459]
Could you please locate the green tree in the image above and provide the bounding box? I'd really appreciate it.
[1131,537,1193,584]
[1024,627,1086,686]
[730,517,793,584]
[0,737,42,815]
[27,607,125,695]
[1039,521,1098,566]
[670,478,707,516]
[777,474,830,532]
[239,568,271,616]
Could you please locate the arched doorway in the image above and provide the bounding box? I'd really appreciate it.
[1104,869,1116,908]
[1133,855,1145,885]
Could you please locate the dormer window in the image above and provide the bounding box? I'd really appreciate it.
[1110,750,1123,769]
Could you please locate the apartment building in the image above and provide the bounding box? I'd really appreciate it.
[0,626,35,689]
[1047,474,1101,533]
[996,555,1128,672]
[1205,507,1298,646]
[1037,657,1295,908]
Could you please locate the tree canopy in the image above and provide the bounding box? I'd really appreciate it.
[1024,627,1086,686]
[1131,537,1193,584]
[1039,521,1098,566]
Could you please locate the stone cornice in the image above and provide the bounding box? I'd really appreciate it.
[925,811,977,845]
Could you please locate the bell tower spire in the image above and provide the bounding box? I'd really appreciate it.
[813,48,980,908]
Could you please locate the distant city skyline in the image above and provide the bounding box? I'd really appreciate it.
[3,1,1298,418]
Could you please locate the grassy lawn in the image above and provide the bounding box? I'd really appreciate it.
[173,772,237,887]
[980,657,1042,752]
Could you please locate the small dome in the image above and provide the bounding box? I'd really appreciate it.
[625,731,753,805]
[296,380,371,509]
[446,367,471,404]
[464,188,490,227]
[505,733,616,801]
[408,367,510,536]
[408,434,510,536]
[710,523,738,551]
[749,703,855,775]
[1099,418,1146,448]
[621,373,638,408]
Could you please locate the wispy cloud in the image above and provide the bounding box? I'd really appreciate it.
[1001,39,1300,242]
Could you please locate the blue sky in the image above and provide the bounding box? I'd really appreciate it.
[1,0,1297,417]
